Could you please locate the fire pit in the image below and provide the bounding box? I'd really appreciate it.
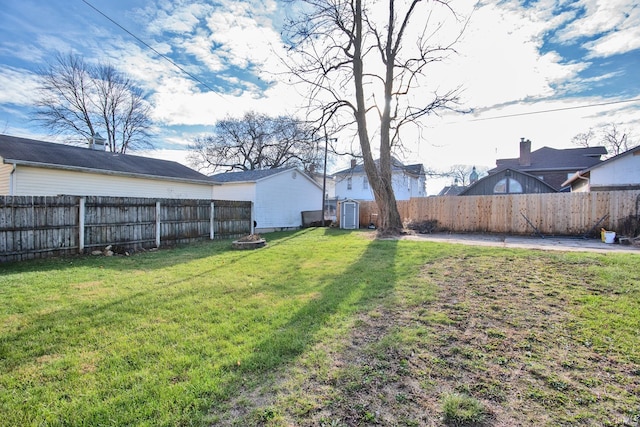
[232,234,266,250]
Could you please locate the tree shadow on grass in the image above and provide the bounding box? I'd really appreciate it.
[0,229,318,275]
[209,238,400,420]
[0,231,400,425]
[0,229,331,368]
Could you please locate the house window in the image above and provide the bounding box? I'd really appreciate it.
[363,177,368,189]
[493,177,523,194]
[347,177,352,190]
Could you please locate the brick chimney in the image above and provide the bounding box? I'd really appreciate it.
[351,159,357,168]
[519,138,531,167]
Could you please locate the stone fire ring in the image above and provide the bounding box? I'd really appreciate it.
[232,239,267,250]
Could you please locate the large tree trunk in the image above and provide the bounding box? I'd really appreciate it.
[353,0,403,235]
[285,0,462,235]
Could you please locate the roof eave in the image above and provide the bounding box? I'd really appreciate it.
[5,159,218,186]
[561,171,590,188]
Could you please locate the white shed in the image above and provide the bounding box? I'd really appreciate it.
[340,199,360,229]
[209,168,323,233]
[0,134,215,199]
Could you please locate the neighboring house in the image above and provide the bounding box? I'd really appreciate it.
[308,166,338,221]
[308,165,336,199]
[562,145,640,192]
[333,157,426,201]
[488,138,607,191]
[209,167,322,232]
[437,167,480,196]
[460,168,557,196]
[437,184,466,196]
[0,134,215,198]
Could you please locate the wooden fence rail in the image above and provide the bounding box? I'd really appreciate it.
[0,196,252,262]
[358,190,640,236]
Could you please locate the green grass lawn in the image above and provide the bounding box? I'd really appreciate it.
[1,229,638,426]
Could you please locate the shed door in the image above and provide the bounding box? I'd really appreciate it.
[343,202,356,229]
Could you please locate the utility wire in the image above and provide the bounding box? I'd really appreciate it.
[80,0,639,121]
[81,0,225,98]
[468,97,640,122]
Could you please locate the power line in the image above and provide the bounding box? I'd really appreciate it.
[81,0,225,98]
[468,97,640,122]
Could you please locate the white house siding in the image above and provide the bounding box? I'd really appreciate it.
[0,163,12,194]
[212,182,256,203]
[335,171,424,201]
[335,173,374,200]
[256,170,321,230]
[392,173,411,200]
[590,151,640,188]
[212,170,322,231]
[9,166,214,199]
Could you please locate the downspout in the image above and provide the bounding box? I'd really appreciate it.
[9,163,16,195]
[575,172,589,191]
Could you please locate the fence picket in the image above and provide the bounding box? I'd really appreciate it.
[0,196,252,262]
[360,190,640,236]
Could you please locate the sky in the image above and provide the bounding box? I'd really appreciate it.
[0,0,639,195]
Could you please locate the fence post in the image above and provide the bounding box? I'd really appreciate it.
[78,197,85,254]
[251,202,255,234]
[210,201,215,240]
[155,201,161,248]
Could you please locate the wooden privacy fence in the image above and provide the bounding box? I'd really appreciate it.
[359,190,640,236]
[0,196,252,262]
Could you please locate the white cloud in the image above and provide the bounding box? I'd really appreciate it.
[583,24,640,58]
[441,2,585,109]
[138,1,213,35]
[204,6,284,73]
[553,0,640,57]
[0,67,40,106]
[178,30,225,72]
[150,76,305,126]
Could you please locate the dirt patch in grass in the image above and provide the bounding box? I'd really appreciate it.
[410,255,639,426]
[213,254,640,426]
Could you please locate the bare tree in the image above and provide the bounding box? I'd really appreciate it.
[572,123,635,157]
[571,128,595,148]
[35,53,153,153]
[188,112,319,173]
[601,123,631,156]
[446,164,486,187]
[284,0,467,233]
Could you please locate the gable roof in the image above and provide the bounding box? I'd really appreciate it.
[209,167,322,188]
[437,185,467,196]
[491,146,607,173]
[562,145,640,187]
[333,157,425,177]
[460,168,557,196]
[0,134,211,183]
[209,168,291,183]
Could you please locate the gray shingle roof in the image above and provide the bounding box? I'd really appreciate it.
[333,157,425,176]
[437,185,466,196]
[492,146,607,173]
[0,134,210,182]
[209,168,293,183]
[562,144,640,186]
